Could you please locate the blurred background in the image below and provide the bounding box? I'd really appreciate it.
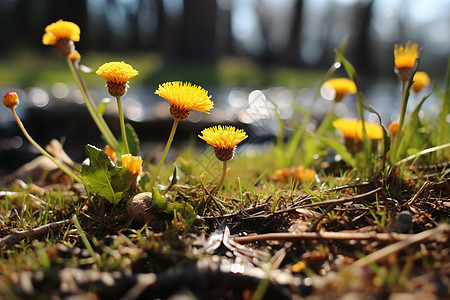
[0,0,449,176]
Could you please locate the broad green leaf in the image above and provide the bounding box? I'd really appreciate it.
[125,123,140,156]
[81,145,132,205]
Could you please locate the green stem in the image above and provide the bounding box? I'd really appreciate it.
[11,108,83,184]
[285,63,338,164]
[212,160,228,195]
[393,80,409,161]
[315,101,336,137]
[116,96,129,154]
[66,58,119,150]
[150,118,180,187]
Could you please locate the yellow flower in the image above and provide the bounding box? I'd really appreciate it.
[3,92,19,109]
[199,125,247,161]
[155,81,214,120]
[332,119,358,140]
[291,166,316,183]
[271,166,316,183]
[96,61,139,97]
[121,154,143,176]
[388,121,400,136]
[411,71,430,93]
[333,118,383,142]
[42,20,80,57]
[42,20,80,45]
[394,41,419,82]
[357,121,383,141]
[324,78,357,102]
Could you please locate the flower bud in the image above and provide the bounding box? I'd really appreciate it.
[3,92,19,109]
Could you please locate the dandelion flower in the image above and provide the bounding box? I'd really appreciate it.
[411,71,430,93]
[324,78,357,102]
[291,166,316,183]
[42,20,80,57]
[96,61,139,97]
[121,154,143,177]
[272,166,316,183]
[333,118,382,154]
[356,121,383,141]
[199,125,248,161]
[332,119,359,140]
[388,121,400,136]
[394,41,419,82]
[2,92,19,109]
[155,81,214,120]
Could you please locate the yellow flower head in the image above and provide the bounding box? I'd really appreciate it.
[42,20,80,45]
[411,71,430,93]
[333,118,383,142]
[324,78,357,102]
[357,122,383,141]
[42,20,80,57]
[155,81,214,120]
[3,92,19,109]
[332,118,359,140]
[121,154,143,176]
[96,61,139,97]
[394,41,418,70]
[394,41,419,82]
[388,121,401,136]
[96,61,139,84]
[272,166,316,183]
[199,125,247,161]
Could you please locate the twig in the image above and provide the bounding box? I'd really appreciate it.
[406,181,430,206]
[232,228,446,244]
[275,187,383,214]
[347,224,450,271]
[0,219,72,249]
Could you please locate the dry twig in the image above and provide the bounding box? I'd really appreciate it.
[0,219,72,249]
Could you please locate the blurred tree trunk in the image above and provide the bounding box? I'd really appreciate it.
[282,0,303,66]
[256,1,275,64]
[352,0,374,74]
[157,0,182,58]
[177,0,217,61]
[216,0,233,57]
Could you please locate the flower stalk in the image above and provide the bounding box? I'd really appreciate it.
[116,96,129,154]
[150,119,180,187]
[9,106,83,184]
[66,57,119,150]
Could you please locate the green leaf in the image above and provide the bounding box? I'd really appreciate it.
[397,93,431,157]
[125,124,140,156]
[148,188,196,220]
[81,145,132,205]
[97,98,113,116]
[163,165,178,194]
[139,172,152,191]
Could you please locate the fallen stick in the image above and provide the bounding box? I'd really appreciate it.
[0,219,72,249]
[232,227,446,244]
[347,223,450,271]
